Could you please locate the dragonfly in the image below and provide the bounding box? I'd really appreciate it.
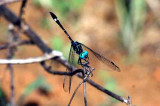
[49,12,120,93]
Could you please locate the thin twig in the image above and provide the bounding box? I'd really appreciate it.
[0,40,34,50]
[0,51,63,64]
[8,64,15,106]
[41,61,84,76]
[7,23,17,106]
[83,81,87,106]
[68,79,86,106]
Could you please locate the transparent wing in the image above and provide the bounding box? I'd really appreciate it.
[80,43,120,72]
[63,45,75,93]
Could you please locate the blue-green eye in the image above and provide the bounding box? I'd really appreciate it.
[84,51,88,55]
[79,51,88,59]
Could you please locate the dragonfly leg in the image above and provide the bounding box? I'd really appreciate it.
[78,58,83,65]
[77,58,80,65]
[88,66,93,77]
[82,63,94,78]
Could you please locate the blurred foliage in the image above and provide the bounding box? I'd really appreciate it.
[0,86,8,106]
[18,76,51,105]
[51,35,64,51]
[33,0,86,28]
[51,35,78,65]
[98,70,125,106]
[33,0,86,17]
[40,17,50,29]
[115,0,146,60]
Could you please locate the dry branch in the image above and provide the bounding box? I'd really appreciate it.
[0,51,63,64]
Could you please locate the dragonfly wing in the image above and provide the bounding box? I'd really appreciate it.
[63,45,75,93]
[80,43,120,72]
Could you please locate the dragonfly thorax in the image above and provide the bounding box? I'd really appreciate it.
[72,41,83,55]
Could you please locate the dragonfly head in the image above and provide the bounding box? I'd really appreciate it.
[79,51,88,59]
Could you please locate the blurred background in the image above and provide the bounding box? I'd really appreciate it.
[0,0,160,106]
